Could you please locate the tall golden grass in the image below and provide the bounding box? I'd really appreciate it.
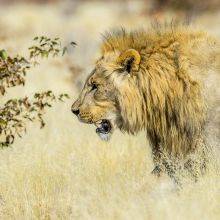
[0,1,219,219]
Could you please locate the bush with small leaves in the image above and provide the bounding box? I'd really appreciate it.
[0,36,75,148]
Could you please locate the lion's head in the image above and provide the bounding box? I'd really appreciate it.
[71,47,144,141]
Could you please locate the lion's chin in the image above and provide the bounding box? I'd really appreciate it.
[95,119,113,141]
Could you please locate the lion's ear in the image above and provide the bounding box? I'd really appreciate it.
[117,49,141,73]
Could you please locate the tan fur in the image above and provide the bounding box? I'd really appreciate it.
[72,25,220,177]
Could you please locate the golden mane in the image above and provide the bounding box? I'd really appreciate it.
[100,25,207,56]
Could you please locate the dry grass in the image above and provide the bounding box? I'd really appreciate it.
[0,1,219,219]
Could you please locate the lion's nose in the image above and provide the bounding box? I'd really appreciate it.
[72,108,80,116]
[71,99,81,116]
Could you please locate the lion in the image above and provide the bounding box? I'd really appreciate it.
[71,25,220,179]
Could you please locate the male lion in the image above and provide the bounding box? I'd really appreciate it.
[71,26,220,179]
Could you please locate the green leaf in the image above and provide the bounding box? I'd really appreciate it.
[62,47,67,56]
[0,118,7,126]
[70,42,77,46]
[0,50,8,60]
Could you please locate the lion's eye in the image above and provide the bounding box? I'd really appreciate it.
[91,83,98,91]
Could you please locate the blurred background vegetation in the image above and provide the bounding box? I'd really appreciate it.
[1,0,220,11]
[0,0,219,219]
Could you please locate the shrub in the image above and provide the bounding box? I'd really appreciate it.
[0,36,75,147]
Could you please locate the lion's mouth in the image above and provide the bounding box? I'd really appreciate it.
[95,119,112,141]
